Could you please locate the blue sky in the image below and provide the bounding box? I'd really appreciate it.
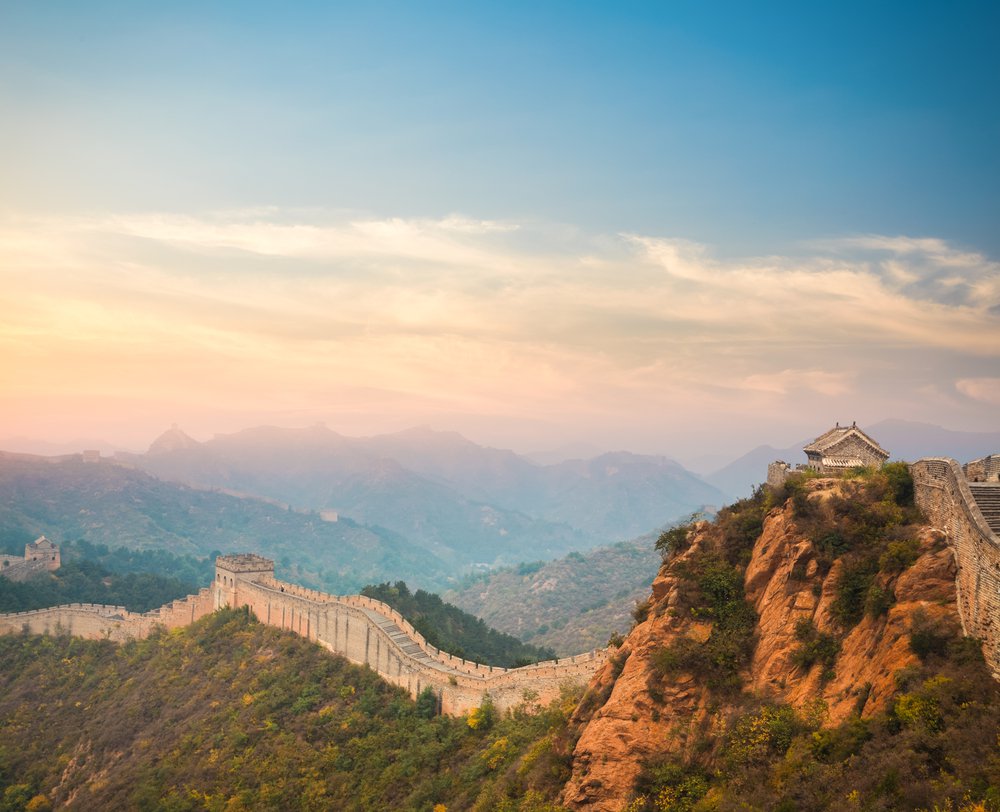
[1,2,998,459]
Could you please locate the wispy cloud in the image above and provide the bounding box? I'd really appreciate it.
[1,210,997,448]
[956,378,1000,406]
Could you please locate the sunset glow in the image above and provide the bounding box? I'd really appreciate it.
[2,3,997,460]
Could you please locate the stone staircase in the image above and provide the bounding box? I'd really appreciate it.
[970,483,1000,535]
[359,608,469,677]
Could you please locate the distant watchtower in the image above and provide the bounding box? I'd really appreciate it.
[25,536,60,570]
[215,554,275,610]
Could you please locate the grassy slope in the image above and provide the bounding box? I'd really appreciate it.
[4,467,1000,811]
[0,609,577,812]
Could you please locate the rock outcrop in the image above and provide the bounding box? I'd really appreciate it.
[562,477,960,811]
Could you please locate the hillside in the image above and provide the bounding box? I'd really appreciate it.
[0,609,578,811]
[447,536,664,656]
[562,467,1000,810]
[4,465,1000,811]
[0,559,196,614]
[0,454,448,593]
[130,425,593,568]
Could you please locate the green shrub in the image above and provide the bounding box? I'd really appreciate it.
[633,761,710,812]
[864,584,893,617]
[909,609,951,660]
[879,538,921,573]
[831,558,878,627]
[790,619,839,679]
[655,524,693,558]
[727,704,803,767]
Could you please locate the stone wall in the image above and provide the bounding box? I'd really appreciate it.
[217,566,607,715]
[0,556,56,583]
[0,588,216,642]
[0,558,606,717]
[767,461,791,489]
[965,454,1000,483]
[911,457,1000,677]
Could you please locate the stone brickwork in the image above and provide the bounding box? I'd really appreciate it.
[0,554,606,717]
[965,454,1000,483]
[0,588,216,641]
[767,461,791,489]
[212,555,607,715]
[911,457,1000,678]
[0,536,61,583]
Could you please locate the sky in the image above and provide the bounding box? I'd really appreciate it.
[1,1,998,465]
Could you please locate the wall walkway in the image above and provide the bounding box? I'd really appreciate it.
[911,457,1000,677]
[0,560,607,716]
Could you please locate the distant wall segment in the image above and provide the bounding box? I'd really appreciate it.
[911,457,1000,677]
[0,555,606,716]
[0,588,214,642]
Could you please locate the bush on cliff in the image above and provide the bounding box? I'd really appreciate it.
[651,491,763,692]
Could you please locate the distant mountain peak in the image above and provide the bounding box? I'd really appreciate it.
[148,424,200,455]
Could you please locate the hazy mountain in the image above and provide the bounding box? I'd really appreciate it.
[523,441,605,466]
[534,451,725,539]
[147,423,201,454]
[128,425,587,568]
[865,419,1000,463]
[127,424,724,566]
[705,442,800,501]
[357,425,543,506]
[0,453,448,593]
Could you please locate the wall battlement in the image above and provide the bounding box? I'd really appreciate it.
[911,457,1000,678]
[0,556,606,716]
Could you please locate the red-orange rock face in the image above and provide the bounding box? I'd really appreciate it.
[562,480,960,811]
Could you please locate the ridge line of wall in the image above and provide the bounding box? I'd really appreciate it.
[911,457,1000,676]
[219,571,608,714]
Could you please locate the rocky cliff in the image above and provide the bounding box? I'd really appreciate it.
[562,472,964,811]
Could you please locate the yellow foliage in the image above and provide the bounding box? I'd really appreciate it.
[623,796,648,812]
[25,795,52,812]
[482,736,513,770]
[433,805,448,812]
[241,692,254,706]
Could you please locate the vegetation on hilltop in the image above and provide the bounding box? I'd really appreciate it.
[614,465,1000,810]
[0,609,577,812]
[4,464,999,811]
[361,581,557,668]
[61,539,214,585]
[0,559,197,614]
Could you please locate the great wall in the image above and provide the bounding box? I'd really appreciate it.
[910,456,1000,678]
[2,451,1000,713]
[0,553,607,715]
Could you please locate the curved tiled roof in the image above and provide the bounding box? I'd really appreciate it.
[803,424,888,458]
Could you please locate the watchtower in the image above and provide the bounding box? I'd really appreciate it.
[215,554,274,609]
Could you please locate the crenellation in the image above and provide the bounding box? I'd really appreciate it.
[911,457,1000,678]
